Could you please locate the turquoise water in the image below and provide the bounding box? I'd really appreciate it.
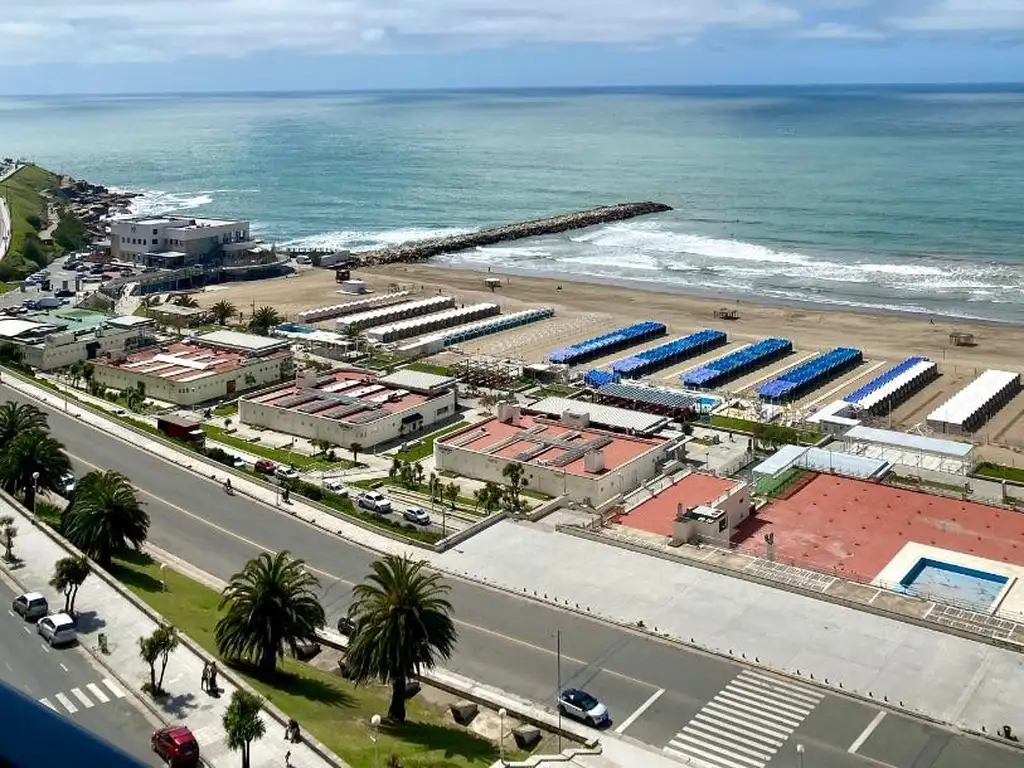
[898,558,1007,610]
[1,85,1023,321]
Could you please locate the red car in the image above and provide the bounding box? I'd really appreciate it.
[152,725,200,768]
[254,459,277,474]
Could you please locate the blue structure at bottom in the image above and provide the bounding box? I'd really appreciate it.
[584,369,618,388]
[898,558,1007,610]
[758,346,862,402]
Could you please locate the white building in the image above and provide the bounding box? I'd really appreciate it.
[91,330,294,405]
[110,217,258,267]
[239,368,458,450]
[0,311,156,371]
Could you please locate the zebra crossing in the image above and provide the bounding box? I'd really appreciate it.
[39,678,125,715]
[664,670,824,768]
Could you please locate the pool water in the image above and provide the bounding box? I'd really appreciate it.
[277,322,313,334]
[898,558,1008,610]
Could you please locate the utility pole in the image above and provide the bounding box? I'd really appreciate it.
[556,629,562,751]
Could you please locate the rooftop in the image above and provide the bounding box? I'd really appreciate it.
[246,371,431,424]
[439,413,666,476]
[197,330,290,355]
[377,368,457,393]
[106,315,156,329]
[844,425,974,458]
[98,341,284,383]
[616,473,738,536]
[151,304,207,317]
[525,396,669,435]
[0,318,50,339]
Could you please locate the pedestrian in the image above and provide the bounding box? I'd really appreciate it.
[285,751,292,767]
[208,661,218,694]
[200,662,209,692]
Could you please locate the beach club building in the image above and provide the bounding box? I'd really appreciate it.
[91,330,294,405]
[110,216,260,267]
[238,368,458,450]
[434,403,680,506]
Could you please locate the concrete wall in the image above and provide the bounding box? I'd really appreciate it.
[434,438,672,506]
[238,388,456,449]
[93,353,292,405]
[19,327,152,371]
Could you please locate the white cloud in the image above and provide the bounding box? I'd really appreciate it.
[0,0,1019,66]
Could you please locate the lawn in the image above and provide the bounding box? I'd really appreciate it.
[394,421,469,463]
[974,462,1024,485]
[112,553,516,768]
[404,362,451,377]
[203,425,330,469]
[212,401,239,417]
[2,164,58,273]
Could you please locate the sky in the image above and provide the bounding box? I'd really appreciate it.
[0,0,1021,94]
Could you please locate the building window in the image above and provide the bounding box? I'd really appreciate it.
[436,406,450,416]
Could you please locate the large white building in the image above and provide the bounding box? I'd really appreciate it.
[0,311,156,370]
[110,217,259,267]
[239,368,458,450]
[91,330,294,405]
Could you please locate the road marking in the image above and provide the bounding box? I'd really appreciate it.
[71,687,94,708]
[664,670,822,768]
[40,643,50,653]
[849,711,886,754]
[6,610,14,617]
[60,663,69,672]
[87,683,110,703]
[615,687,665,734]
[39,697,57,712]
[55,692,78,714]
[23,626,31,634]
[103,678,126,698]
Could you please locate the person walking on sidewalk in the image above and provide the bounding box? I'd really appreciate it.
[201,662,210,693]
[208,661,219,695]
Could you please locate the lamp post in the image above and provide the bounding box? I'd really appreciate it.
[498,707,507,765]
[370,714,381,768]
[555,629,562,752]
[796,743,805,768]
[31,471,39,514]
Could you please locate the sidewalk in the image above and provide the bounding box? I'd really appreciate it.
[0,492,346,768]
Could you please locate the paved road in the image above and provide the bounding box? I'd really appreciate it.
[0,581,161,766]
[5,384,1023,768]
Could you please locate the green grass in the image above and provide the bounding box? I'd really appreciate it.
[754,467,807,498]
[0,282,14,294]
[212,402,239,417]
[974,462,1024,485]
[111,553,521,768]
[314,491,443,545]
[528,384,582,399]
[203,425,329,469]
[393,421,469,462]
[403,362,452,376]
[1,164,59,274]
[709,415,818,445]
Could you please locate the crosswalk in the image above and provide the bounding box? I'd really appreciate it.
[40,678,125,715]
[664,670,823,768]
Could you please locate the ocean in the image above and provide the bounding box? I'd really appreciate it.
[1,85,1022,322]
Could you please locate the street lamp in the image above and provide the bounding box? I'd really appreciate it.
[31,471,39,514]
[370,714,381,768]
[498,708,507,765]
[796,743,805,768]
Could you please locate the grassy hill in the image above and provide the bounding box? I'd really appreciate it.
[1,164,61,280]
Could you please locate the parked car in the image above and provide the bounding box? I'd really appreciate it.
[403,507,431,526]
[111,407,126,416]
[36,613,77,647]
[274,466,300,481]
[11,591,49,621]
[557,688,610,727]
[254,459,277,474]
[151,725,201,768]
[60,472,75,496]
[336,616,356,636]
[356,491,392,514]
[322,477,349,496]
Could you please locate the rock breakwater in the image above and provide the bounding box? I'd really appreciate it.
[356,201,672,266]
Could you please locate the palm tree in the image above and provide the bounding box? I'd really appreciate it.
[349,442,362,464]
[0,429,72,511]
[345,554,457,722]
[443,481,460,510]
[173,294,199,308]
[413,462,425,486]
[0,401,47,446]
[210,299,237,326]
[62,470,149,569]
[223,690,266,768]
[389,457,402,481]
[248,306,280,335]
[0,515,17,562]
[427,472,442,512]
[50,555,91,613]
[215,551,325,676]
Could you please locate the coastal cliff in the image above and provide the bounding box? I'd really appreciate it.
[355,201,672,266]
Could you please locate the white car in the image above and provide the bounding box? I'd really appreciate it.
[37,613,77,647]
[403,507,431,526]
[274,466,300,481]
[60,472,76,495]
[356,491,392,514]
[322,478,349,496]
[558,688,610,727]
[12,591,49,621]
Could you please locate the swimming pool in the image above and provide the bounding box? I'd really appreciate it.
[898,558,1008,610]
[276,322,313,334]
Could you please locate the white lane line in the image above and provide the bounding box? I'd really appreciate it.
[6,610,14,617]
[714,692,802,727]
[60,663,69,672]
[849,711,886,754]
[102,678,126,698]
[741,670,825,699]
[736,672,824,703]
[681,724,775,760]
[692,713,784,746]
[667,738,764,768]
[86,683,110,703]
[55,692,78,714]
[614,687,665,734]
[71,688,94,708]
[39,697,57,712]
[40,643,50,653]
[23,626,31,634]
[725,682,814,716]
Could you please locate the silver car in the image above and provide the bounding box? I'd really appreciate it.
[558,688,610,727]
[12,591,49,621]
[403,507,431,526]
[37,613,77,647]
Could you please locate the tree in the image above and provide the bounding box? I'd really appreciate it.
[346,554,457,722]
[427,472,442,511]
[389,457,402,481]
[0,401,48,446]
[50,555,90,613]
[215,551,325,675]
[0,429,72,511]
[124,382,147,412]
[501,463,527,514]
[223,689,266,768]
[211,300,237,326]
[172,294,199,308]
[248,306,280,335]
[443,481,460,510]
[62,470,150,569]
[413,462,424,487]
[349,442,362,464]
[0,515,17,563]
[473,481,503,516]
[138,623,179,695]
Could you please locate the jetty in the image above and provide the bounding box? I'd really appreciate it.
[355,201,672,266]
